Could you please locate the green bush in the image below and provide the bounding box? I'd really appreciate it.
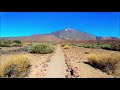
[27,43,55,54]
[61,44,66,47]
[78,45,83,47]
[12,40,22,44]
[100,44,120,51]
[10,43,23,47]
[111,45,120,51]
[101,44,112,50]
[71,44,77,46]
[0,40,12,47]
[71,43,120,51]
[92,44,99,48]
[83,44,93,48]
[0,40,22,47]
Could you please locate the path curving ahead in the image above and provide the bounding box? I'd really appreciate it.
[45,45,67,78]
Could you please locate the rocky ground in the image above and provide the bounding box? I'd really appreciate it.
[62,46,115,78]
[1,45,119,78]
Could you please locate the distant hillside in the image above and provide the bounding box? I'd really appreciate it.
[99,37,119,40]
[1,35,63,43]
[1,28,119,43]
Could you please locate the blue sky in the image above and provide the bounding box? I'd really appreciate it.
[0,12,120,38]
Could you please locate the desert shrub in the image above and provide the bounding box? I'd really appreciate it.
[10,43,23,47]
[114,62,120,76]
[52,43,57,45]
[0,40,12,47]
[101,44,112,50]
[27,43,55,54]
[12,40,22,44]
[0,40,22,47]
[0,40,5,47]
[100,44,120,51]
[11,40,22,47]
[91,44,101,48]
[88,52,120,75]
[0,54,31,78]
[78,45,83,47]
[61,44,66,47]
[63,45,70,49]
[69,44,78,46]
[110,45,120,51]
[83,44,93,48]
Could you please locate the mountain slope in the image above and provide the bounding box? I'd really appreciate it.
[1,35,63,43]
[50,28,96,40]
[1,28,119,42]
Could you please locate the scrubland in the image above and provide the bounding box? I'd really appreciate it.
[0,41,56,78]
[62,44,120,78]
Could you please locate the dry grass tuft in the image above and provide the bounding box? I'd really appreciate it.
[88,52,120,75]
[0,54,31,78]
[63,45,70,49]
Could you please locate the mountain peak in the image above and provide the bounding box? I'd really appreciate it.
[64,28,74,31]
[50,28,97,40]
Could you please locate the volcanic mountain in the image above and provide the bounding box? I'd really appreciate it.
[50,28,97,40]
[1,28,119,42]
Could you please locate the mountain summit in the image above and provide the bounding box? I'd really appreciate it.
[64,28,74,31]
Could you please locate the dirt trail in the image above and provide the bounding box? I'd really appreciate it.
[45,45,67,78]
[27,45,114,78]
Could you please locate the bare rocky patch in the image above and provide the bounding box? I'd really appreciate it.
[62,46,114,78]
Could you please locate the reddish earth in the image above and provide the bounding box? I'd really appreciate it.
[62,46,115,78]
[1,45,119,78]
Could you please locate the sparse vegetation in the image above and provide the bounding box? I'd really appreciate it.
[88,52,120,75]
[0,39,120,78]
[83,44,93,48]
[27,43,55,54]
[12,40,22,44]
[0,40,22,47]
[0,54,31,78]
[43,41,57,45]
[63,45,70,49]
[0,40,12,47]
[74,43,120,51]
[101,44,112,50]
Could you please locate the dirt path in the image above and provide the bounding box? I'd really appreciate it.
[27,45,115,78]
[45,45,67,78]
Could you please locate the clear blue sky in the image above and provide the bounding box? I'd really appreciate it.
[0,12,120,38]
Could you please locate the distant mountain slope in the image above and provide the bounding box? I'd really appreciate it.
[1,28,119,42]
[100,37,119,40]
[50,28,96,40]
[1,35,62,43]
